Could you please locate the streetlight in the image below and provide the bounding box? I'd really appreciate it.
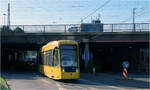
[3,13,6,25]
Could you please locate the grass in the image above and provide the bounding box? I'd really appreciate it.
[0,77,10,90]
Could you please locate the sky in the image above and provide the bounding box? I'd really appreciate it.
[0,0,150,25]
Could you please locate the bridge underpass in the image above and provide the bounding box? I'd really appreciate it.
[79,42,149,73]
[1,31,149,72]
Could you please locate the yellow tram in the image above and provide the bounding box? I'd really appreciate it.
[37,40,80,80]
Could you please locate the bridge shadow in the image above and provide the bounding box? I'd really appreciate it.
[1,71,44,80]
[1,71,149,89]
[111,78,150,89]
[80,73,150,89]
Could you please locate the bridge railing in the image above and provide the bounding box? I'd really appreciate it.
[104,23,150,32]
[0,23,149,33]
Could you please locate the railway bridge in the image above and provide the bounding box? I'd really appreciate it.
[1,23,149,72]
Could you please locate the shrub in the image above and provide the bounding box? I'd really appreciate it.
[14,27,24,33]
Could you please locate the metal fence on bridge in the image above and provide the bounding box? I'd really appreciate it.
[0,23,149,33]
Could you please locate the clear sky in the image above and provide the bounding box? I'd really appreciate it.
[0,0,149,25]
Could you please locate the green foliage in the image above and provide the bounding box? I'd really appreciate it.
[0,26,13,33]
[14,27,24,33]
[0,77,9,89]
[0,26,24,34]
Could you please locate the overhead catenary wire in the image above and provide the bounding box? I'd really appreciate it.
[136,11,149,17]
[121,11,149,23]
[121,7,149,23]
[81,0,112,22]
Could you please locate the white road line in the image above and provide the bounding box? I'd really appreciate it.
[40,78,68,90]
[88,87,100,90]
[40,78,52,84]
[79,79,123,89]
[75,85,88,90]
[39,74,123,90]
[55,82,68,90]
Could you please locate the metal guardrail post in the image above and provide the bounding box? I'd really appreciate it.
[43,25,45,33]
[23,25,24,32]
[133,23,135,32]
[64,25,66,32]
[111,24,113,32]
[147,24,150,31]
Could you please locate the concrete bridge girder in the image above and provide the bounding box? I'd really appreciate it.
[90,32,149,42]
[2,32,149,43]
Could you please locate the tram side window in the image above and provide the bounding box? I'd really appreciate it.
[49,50,53,66]
[54,49,59,66]
[44,53,47,65]
[45,50,53,66]
[46,53,49,65]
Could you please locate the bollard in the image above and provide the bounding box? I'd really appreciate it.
[122,60,129,79]
[123,68,128,79]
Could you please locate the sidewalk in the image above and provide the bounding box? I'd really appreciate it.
[80,72,149,89]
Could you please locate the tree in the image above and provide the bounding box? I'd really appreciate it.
[14,27,24,33]
[0,26,13,33]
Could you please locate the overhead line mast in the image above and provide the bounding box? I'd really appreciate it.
[7,3,10,27]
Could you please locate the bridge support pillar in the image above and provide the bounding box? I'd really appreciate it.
[20,51,24,61]
[8,54,12,62]
[18,51,24,61]
[14,52,17,61]
[83,39,90,68]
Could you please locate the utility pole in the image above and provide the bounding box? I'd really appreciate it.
[133,8,136,32]
[81,19,83,24]
[98,13,101,20]
[3,13,6,25]
[91,16,93,22]
[7,3,10,27]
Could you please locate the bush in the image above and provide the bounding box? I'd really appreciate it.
[14,27,24,33]
[0,26,13,33]
[0,77,9,89]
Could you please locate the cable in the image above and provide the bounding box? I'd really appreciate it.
[121,8,149,23]
[136,11,149,17]
[135,7,148,15]
[81,0,112,22]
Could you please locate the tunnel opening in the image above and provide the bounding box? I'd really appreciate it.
[79,42,149,73]
[1,47,38,72]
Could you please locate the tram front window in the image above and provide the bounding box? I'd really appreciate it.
[60,45,78,67]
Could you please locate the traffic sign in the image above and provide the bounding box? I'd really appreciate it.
[123,61,129,68]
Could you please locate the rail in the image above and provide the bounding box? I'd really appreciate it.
[0,23,149,33]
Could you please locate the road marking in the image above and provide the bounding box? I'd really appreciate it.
[89,87,99,90]
[55,82,67,90]
[79,79,123,89]
[74,85,88,90]
[38,73,123,90]
[40,78,52,84]
[40,78,68,90]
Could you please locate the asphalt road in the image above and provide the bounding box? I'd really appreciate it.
[2,71,121,90]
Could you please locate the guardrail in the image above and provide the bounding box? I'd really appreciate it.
[0,23,149,33]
